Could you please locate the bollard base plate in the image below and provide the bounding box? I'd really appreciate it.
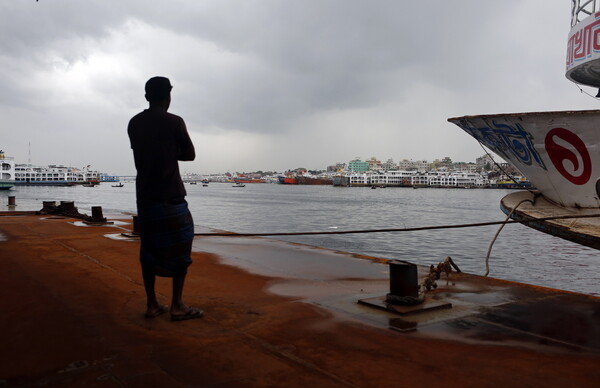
[82,220,114,226]
[358,295,451,316]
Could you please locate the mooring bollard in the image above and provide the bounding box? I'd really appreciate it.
[41,201,57,212]
[91,206,104,221]
[386,260,421,305]
[60,201,76,213]
[132,215,139,235]
[7,196,16,207]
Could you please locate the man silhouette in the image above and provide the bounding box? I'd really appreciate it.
[128,76,202,321]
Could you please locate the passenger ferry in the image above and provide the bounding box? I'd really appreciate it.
[345,170,489,188]
[14,164,102,186]
[0,151,15,190]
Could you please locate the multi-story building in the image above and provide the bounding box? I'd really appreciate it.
[397,159,431,172]
[348,158,369,172]
[367,157,382,171]
[381,158,397,171]
[327,162,346,172]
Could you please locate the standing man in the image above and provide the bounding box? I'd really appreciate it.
[128,76,202,321]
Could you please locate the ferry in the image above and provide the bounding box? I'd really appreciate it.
[448,0,600,248]
[344,170,489,188]
[14,164,102,186]
[0,151,15,190]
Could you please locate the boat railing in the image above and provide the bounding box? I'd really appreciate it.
[572,0,599,27]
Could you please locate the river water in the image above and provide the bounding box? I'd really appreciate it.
[2,183,599,295]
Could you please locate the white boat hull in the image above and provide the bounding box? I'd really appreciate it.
[449,110,600,208]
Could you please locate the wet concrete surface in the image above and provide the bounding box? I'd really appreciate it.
[1,214,599,387]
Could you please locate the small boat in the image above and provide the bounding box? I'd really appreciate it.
[190,181,197,185]
[232,183,245,188]
[112,183,124,188]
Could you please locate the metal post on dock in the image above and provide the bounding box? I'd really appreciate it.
[132,215,139,235]
[386,260,421,304]
[7,196,16,207]
[60,201,76,213]
[41,201,57,213]
[91,206,106,222]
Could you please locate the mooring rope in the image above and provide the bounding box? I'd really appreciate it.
[483,196,538,276]
[194,213,600,237]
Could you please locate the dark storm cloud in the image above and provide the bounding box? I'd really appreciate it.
[0,0,595,174]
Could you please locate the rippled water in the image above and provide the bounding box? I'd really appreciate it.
[2,183,598,295]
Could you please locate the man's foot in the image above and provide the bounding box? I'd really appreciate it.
[171,307,203,321]
[144,304,169,319]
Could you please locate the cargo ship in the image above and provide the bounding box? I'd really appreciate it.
[296,175,332,185]
[233,174,265,184]
[277,175,298,184]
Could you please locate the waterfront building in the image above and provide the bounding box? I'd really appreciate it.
[397,159,431,172]
[367,157,382,171]
[327,162,346,172]
[348,158,369,172]
[476,154,495,171]
[381,158,397,171]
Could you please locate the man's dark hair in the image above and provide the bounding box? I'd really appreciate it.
[145,76,173,102]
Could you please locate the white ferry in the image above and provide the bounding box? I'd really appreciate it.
[14,164,101,186]
[345,170,489,188]
[0,151,15,190]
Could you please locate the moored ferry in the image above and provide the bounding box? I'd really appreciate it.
[0,150,15,190]
[14,164,102,186]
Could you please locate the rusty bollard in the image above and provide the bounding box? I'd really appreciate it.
[386,260,422,305]
[60,201,76,214]
[7,196,16,207]
[41,201,57,213]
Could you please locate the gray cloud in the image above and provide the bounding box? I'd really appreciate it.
[0,1,596,174]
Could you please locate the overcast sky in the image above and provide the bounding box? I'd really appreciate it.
[1,0,598,175]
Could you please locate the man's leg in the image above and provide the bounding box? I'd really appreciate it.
[170,271,203,320]
[171,271,186,312]
[141,262,167,317]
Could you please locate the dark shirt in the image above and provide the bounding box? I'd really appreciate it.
[128,109,195,204]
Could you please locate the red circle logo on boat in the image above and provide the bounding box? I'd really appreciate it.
[545,127,592,185]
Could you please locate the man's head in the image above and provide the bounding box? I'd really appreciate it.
[145,76,172,103]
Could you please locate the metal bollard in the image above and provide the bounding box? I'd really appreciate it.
[60,201,76,213]
[91,206,104,221]
[132,215,139,235]
[7,196,16,207]
[42,201,57,212]
[388,260,419,298]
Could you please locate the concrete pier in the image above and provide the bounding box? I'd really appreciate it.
[0,214,598,387]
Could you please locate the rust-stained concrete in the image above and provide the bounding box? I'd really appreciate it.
[0,214,599,387]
